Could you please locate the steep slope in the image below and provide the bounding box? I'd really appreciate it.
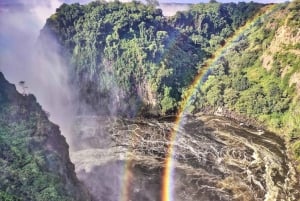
[40,0,300,169]
[185,1,300,167]
[0,72,91,201]
[25,1,300,200]
[40,1,263,116]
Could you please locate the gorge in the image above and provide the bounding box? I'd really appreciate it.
[1,0,300,201]
[70,114,300,201]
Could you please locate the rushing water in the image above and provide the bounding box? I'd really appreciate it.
[70,115,300,201]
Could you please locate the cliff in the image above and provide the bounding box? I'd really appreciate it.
[40,1,263,116]
[184,1,300,166]
[0,72,91,201]
[40,0,300,166]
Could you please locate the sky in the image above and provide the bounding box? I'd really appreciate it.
[0,0,288,23]
[0,0,288,7]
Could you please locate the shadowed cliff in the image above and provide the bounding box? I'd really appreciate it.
[0,72,91,201]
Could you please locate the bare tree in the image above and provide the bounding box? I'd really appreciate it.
[19,81,28,95]
[45,111,51,118]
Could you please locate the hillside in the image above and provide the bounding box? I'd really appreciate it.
[183,1,300,167]
[40,1,300,166]
[0,72,91,201]
[41,1,263,115]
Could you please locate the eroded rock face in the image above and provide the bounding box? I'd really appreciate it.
[0,73,91,201]
[71,115,300,201]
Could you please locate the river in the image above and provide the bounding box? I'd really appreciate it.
[69,114,300,201]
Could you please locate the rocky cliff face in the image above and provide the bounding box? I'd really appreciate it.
[0,72,91,201]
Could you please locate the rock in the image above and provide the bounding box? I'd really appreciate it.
[0,72,91,201]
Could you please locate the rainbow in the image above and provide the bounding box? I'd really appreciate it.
[161,4,278,201]
[120,158,133,201]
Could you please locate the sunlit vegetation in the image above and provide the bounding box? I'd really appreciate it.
[1,0,300,198]
[185,2,300,164]
[41,1,300,165]
[42,1,262,115]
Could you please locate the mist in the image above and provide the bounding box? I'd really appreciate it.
[0,0,76,142]
[158,3,190,16]
[0,1,290,200]
[0,0,187,148]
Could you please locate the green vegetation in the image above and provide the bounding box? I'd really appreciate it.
[42,1,262,115]
[41,1,300,165]
[0,73,90,201]
[2,1,300,198]
[184,2,300,165]
[287,0,300,27]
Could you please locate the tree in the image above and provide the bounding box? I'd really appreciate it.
[161,86,176,114]
[19,81,28,95]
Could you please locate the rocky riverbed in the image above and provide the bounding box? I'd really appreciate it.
[70,115,300,201]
